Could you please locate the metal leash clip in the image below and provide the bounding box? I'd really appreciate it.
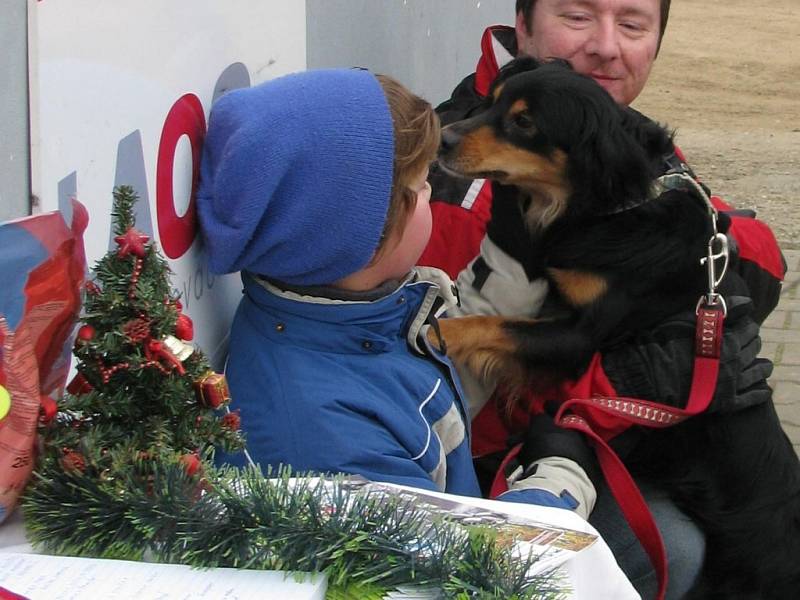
[697,230,729,317]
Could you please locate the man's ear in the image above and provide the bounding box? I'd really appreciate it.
[515,9,530,38]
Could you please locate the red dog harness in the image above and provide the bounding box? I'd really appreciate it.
[489,173,730,600]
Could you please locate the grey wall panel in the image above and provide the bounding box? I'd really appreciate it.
[0,0,30,221]
[307,0,512,106]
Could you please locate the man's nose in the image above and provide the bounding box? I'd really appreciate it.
[585,20,621,60]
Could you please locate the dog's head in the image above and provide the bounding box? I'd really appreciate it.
[437,58,674,228]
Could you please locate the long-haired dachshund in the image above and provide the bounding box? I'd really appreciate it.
[435,57,800,598]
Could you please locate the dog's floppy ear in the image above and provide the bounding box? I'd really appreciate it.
[621,108,675,168]
[489,56,543,98]
[567,106,668,214]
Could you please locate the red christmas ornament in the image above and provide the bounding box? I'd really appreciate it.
[221,410,241,431]
[195,371,231,409]
[66,372,93,395]
[179,453,202,477]
[114,227,149,258]
[61,450,86,473]
[175,313,194,341]
[77,324,96,342]
[145,339,186,375]
[174,299,183,312]
[85,280,101,295]
[39,395,58,423]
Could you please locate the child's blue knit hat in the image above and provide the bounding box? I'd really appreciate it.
[197,68,394,285]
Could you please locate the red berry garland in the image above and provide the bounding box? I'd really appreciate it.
[129,258,144,300]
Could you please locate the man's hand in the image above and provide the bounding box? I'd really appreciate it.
[518,410,602,488]
[601,296,773,414]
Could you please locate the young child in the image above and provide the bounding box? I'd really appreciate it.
[197,68,598,516]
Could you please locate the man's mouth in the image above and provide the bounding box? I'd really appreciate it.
[589,73,620,83]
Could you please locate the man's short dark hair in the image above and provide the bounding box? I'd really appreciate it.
[515,0,671,47]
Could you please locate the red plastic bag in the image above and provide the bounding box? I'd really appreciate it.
[0,200,87,523]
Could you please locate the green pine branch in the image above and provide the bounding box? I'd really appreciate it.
[24,466,568,599]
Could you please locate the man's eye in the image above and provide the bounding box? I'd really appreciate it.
[620,20,645,32]
[563,12,591,23]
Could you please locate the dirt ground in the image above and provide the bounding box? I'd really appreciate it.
[632,0,800,248]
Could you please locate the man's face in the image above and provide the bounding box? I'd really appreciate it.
[516,0,661,106]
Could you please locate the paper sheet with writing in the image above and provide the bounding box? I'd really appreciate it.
[0,553,326,600]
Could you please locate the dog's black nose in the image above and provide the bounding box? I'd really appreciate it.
[440,126,462,153]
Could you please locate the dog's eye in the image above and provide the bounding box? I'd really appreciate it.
[511,111,536,131]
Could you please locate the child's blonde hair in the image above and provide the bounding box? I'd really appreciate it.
[375,74,441,254]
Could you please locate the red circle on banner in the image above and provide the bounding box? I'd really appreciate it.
[156,93,207,259]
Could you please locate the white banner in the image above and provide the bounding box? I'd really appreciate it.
[28,0,306,366]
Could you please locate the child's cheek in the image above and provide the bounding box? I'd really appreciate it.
[405,191,433,264]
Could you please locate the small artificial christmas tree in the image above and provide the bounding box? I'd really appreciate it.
[24,186,245,547]
[22,187,565,599]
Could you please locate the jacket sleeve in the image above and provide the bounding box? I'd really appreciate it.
[713,197,786,324]
[451,237,550,318]
[498,456,597,519]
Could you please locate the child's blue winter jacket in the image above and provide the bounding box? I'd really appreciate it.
[222,269,481,496]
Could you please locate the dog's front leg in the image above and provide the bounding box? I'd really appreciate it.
[431,315,592,393]
[432,315,526,388]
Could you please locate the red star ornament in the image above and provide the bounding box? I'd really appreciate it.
[114,227,150,258]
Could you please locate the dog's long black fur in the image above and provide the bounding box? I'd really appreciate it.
[436,58,800,598]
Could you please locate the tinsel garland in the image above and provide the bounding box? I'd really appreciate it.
[23,465,568,599]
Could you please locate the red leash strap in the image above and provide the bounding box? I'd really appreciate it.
[561,412,669,598]
[487,302,725,600]
[555,302,724,600]
[0,587,30,600]
[489,442,522,499]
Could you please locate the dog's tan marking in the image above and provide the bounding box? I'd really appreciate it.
[548,268,608,307]
[428,316,531,391]
[459,128,568,186]
[448,127,572,228]
[491,83,505,102]
[509,99,529,116]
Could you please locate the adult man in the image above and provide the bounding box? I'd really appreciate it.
[419,1,784,598]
